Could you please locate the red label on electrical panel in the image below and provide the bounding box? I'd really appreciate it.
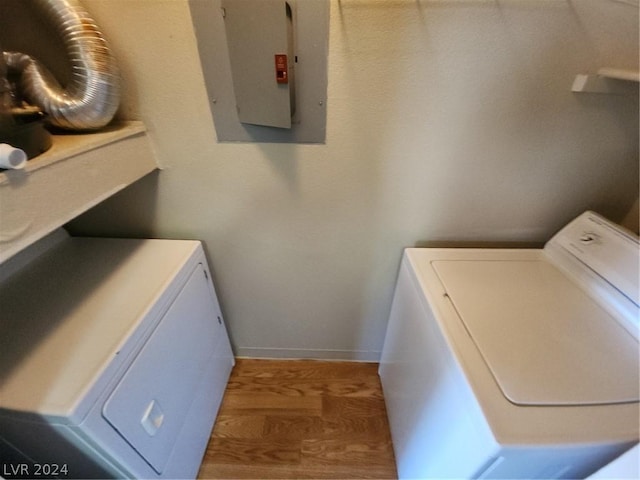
[275,54,288,84]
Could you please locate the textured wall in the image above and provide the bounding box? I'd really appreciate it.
[62,0,639,359]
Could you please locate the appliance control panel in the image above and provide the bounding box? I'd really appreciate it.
[549,211,639,306]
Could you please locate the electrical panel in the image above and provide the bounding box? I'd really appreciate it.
[222,0,294,128]
[189,0,329,143]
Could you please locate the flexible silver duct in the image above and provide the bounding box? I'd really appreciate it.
[3,0,120,130]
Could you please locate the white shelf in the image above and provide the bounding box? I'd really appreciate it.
[0,121,158,264]
[597,68,640,82]
[572,68,640,94]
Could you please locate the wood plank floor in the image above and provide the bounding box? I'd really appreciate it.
[197,359,398,479]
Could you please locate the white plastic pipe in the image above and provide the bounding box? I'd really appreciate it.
[0,143,27,169]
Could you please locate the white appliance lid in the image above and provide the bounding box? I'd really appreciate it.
[432,259,640,406]
[0,238,199,419]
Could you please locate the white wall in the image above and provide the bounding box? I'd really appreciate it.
[67,0,639,359]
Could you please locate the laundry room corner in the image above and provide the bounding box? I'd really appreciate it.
[62,0,638,361]
[0,0,638,478]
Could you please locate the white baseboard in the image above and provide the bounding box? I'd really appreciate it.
[234,347,381,362]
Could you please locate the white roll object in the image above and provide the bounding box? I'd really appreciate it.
[0,144,27,169]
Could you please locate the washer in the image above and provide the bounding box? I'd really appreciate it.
[0,232,234,479]
[379,211,639,479]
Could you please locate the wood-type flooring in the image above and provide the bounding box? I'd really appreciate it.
[197,358,398,479]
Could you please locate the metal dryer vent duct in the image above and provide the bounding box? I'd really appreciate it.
[3,0,120,130]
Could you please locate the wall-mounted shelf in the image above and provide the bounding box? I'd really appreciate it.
[0,121,158,264]
[572,68,640,94]
[596,68,640,82]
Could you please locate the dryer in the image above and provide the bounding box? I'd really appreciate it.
[0,232,234,478]
[379,211,639,479]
